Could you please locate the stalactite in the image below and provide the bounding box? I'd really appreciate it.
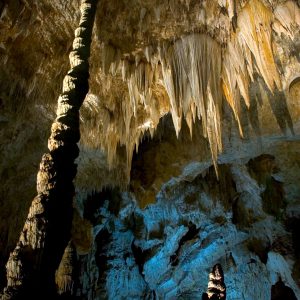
[81,0,300,182]
[1,0,98,298]
[237,0,281,92]
[149,34,223,170]
[1,1,300,297]
[273,1,300,39]
[86,34,223,177]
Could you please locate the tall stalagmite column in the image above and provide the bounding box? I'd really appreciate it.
[1,0,98,298]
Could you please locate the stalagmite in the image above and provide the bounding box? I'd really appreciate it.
[55,242,77,296]
[1,0,98,298]
[1,0,300,299]
[202,264,226,300]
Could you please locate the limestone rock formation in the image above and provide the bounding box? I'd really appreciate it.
[203,264,226,300]
[0,0,300,299]
[1,0,98,298]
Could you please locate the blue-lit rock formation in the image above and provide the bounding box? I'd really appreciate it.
[74,145,300,299]
[1,1,300,299]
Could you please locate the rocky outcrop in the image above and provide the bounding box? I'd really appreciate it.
[0,0,300,299]
[70,139,300,299]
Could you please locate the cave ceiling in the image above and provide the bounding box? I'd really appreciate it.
[1,0,300,177]
[1,2,300,295]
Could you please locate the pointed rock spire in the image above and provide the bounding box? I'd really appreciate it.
[202,264,226,300]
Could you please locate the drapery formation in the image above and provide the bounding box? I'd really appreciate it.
[83,0,299,178]
[1,0,98,298]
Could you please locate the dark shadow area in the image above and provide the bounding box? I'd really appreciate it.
[247,237,270,264]
[289,77,300,92]
[131,241,154,277]
[257,76,294,136]
[268,88,294,136]
[130,113,207,190]
[83,188,122,224]
[248,79,262,137]
[0,3,5,17]
[248,154,286,218]
[170,222,200,267]
[286,216,300,286]
[261,176,285,218]
[244,72,296,137]
[196,164,236,210]
[271,279,297,300]
[94,228,112,296]
[130,113,210,208]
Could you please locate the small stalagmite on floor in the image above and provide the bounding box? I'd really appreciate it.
[202,264,226,300]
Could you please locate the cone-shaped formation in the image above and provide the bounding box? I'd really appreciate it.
[1,1,98,298]
[202,264,226,300]
[55,242,77,297]
[80,0,300,178]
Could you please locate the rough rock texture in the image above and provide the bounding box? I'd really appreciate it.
[1,0,98,298]
[1,0,300,299]
[204,264,226,300]
[70,129,300,299]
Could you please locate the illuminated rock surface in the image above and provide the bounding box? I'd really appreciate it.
[0,0,300,298]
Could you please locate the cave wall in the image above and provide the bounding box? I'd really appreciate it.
[0,0,300,298]
[72,121,300,299]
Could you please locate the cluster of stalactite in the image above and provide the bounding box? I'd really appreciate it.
[1,0,299,298]
[79,0,300,176]
[0,0,98,298]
